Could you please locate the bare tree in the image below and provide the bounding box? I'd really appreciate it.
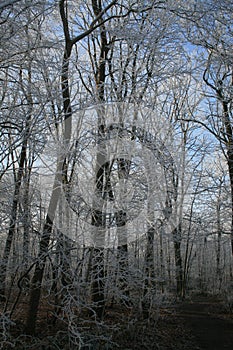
[25,0,133,334]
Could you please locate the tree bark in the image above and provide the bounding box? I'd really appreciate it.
[25,2,73,333]
[0,106,31,300]
[173,223,184,298]
[24,216,53,334]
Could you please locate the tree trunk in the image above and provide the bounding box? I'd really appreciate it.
[24,216,53,334]
[142,224,155,319]
[90,0,109,318]
[0,114,31,300]
[116,155,131,303]
[222,100,233,256]
[173,223,184,298]
[25,5,73,330]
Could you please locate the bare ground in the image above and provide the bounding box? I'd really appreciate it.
[1,294,233,349]
[172,295,233,350]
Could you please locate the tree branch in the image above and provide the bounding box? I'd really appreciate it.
[0,0,21,10]
[177,117,226,142]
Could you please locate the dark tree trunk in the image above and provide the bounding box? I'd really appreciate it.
[91,247,105,318]
[24,216,53,334]
[222,100,233,256]
[173,223,184,298]
[115,156,131,303]
[90,0,109,318]
[0,114,30,300]
[144,225,155,292]
[25,2,73,332]
[142,224,155,318]
[203,70,233,257]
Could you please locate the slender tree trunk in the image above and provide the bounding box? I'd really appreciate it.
[25,7,73,331]
[216,185,223,290]
[227,158,233,257]
[90,0,110,318]
[222,100,233,256]
[24,215,53,334]
[144,225,155,291]
[116,153,131,303]
[116,212,130,303]
[159,228,165,293]
[22,161,32,267]
[0,114,31,300]
[91,170,106,318]
[91,247,105,317]
[173,223,184,298]
[203,69,233,257]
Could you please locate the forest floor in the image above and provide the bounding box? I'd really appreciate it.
[156,294,233,350]
[113,294,233,350]
[1,293,233,349]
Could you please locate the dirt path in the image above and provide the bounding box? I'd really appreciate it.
[175,296,233,350]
